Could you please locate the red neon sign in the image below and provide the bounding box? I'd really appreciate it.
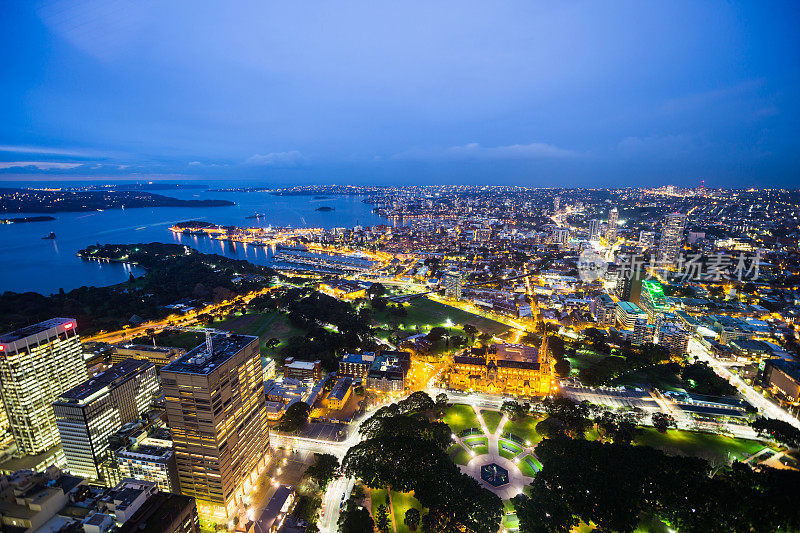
[63,323,74,330]
[0,345,4,351]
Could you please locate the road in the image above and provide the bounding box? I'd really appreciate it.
[319,475,354,533]
[83,286,274,344]
[689,338,800,430]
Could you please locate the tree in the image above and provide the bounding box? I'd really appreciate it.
[338,501,374,533]
[435,392,448,410]
[404,507,421,531]
[128,272,136,283]
[398,391,435,413]
[265,337,280,350]
[651,412,676,433]
[554,358,571,378]
[368,282,386,298]
[547,335,564,359]
[376,503,391,533]
[427,326,448,342]
[276,402,311,432]
[463,324,478,343]
[751,417,800,448]
[305,453,339,490]
[501,400,528,421]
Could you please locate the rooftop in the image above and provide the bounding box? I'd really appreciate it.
[0,317,75,343]
[617,300,644,314]
[161,333,257,375]
[55,358,153,403]
[328,376,353,401]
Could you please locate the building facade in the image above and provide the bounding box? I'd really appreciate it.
[606,207,619,241]
[632,319,656,345]
[0,318,87,455]
[117,445,179,494]
[657,212,687,267]
[444,271,462,300]
[588,219,601,241]
[53,359,159,481]
[591,294,616,326]
[448,341,552,397]
[616,301,647,330]
[112,344,185,369]
[161,334,269,519]
[366,351,411,393]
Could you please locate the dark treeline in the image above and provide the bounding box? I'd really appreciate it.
[249,287,377,371]
[514,437,800,533]
[0,243,275,334]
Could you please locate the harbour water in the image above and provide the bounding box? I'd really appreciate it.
[0,186,385,295]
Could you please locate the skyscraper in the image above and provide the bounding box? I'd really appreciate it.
[161,334,269,519]
[53,358,159,481]
[0,318,87,455]
[657,212,687,266]
[553,196,561,213]
[606,207,619,241]
[588,219,601,241]
[444,270,462,300]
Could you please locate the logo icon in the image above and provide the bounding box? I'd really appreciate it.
[578,249,607,282]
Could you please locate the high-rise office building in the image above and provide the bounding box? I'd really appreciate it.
[53,359,159,481]
[606,207,619,241]
[588,219,601,241]
[552,227,570,244]
[0,318,87,455]
[553,196,560,213]
[161,334,269,519]
[444,270,462,300]
[638,231,656,249]
[657,212,687,267]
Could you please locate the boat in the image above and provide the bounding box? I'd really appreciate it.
[245,213,266,219]
[42,232,56,240]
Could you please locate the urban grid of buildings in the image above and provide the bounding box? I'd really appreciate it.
[0,185,799,532]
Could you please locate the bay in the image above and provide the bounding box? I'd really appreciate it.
[0,186,385,295]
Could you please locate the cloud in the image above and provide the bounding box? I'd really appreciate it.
[244,151,304,166]
[0,161,84,170]
[392,142,577,161]
[188,161,226,168]
[0,144,104,158]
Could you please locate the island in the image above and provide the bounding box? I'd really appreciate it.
[315,206,335,212]
[0,215,56,224]
[0,188,234,213]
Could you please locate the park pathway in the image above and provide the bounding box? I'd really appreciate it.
[459,404,534,499]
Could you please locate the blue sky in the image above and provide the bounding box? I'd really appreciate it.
[1,0,798,187]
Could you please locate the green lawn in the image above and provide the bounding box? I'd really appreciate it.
[131,330,203,350]
[481,410,504,433]
[499,440,522,461]
[390,491,426,533]
[635,428,767,462]
[449,444,472,466]
[463,436,488,448]
[503,415,545,447]
[503,500,519,530]
[472,445,489,456]
[370,487,388,519]
[442,404,481,434]
[518,454,541,477]
[374,297,510,336]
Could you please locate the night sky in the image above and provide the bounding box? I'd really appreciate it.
[1,1,798,187]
